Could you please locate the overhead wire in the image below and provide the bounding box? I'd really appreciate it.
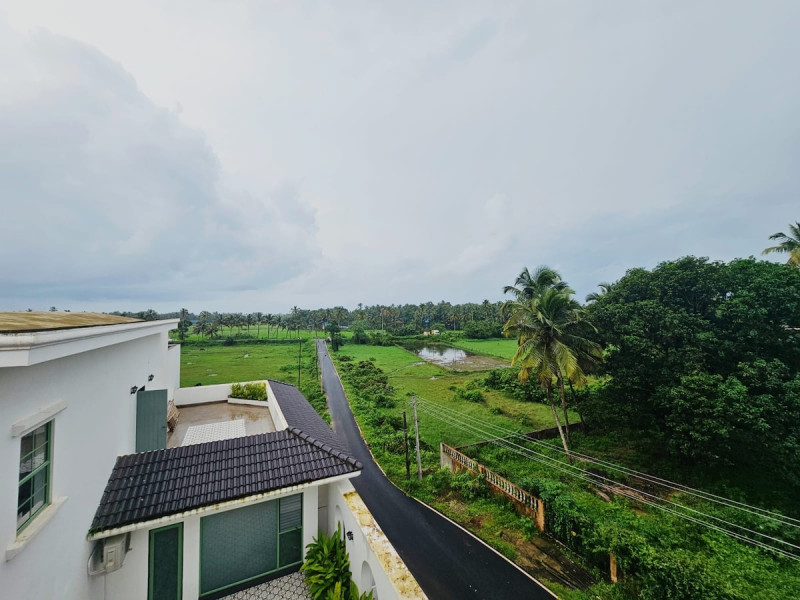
[415,397,800,528]
[414,400,800,561]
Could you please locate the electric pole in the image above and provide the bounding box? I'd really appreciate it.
[297,333,302,388]
[411,396,422,481]
[403,411,411,480]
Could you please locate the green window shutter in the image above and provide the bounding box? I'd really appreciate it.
[136,389,168,452]
[149,524,183,600]
[279,495,303,568]
[200,501,279,596]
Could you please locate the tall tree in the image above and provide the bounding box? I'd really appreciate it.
[503,287,601,461]
[763,221,800,266]
[585,282,614,303]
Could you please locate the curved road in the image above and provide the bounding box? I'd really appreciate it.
[317,340,553,600]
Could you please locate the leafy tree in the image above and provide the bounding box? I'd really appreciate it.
[351,324,369,345]
[763,221,800,265]
[588,257,800,479]
[462,320,501,339]
[327,322,344,352]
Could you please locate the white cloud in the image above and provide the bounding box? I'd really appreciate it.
[1,2,799,312]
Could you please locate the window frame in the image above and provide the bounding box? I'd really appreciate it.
[17,421,52,534]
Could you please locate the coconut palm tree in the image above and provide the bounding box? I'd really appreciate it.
[503,266,570,301]
[585,282,614,303]
[763,222,800,266]
[503,288,602,462]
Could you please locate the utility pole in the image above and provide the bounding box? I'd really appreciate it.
[297,334,302,388]
[403,411,411,480]
[411,396,422,481]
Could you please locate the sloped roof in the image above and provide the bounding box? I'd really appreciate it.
[89,428,362,534]
[269,379,349,454]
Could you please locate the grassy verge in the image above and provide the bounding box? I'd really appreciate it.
[449,337,518,360]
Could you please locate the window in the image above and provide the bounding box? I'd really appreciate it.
[17,422,51,533]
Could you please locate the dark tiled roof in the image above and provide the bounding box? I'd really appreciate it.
[89,428,362,534]
[269,379,349,454]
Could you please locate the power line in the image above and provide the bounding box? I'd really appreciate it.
[418,401,800,551]
[416,402,800,561]
[417,398,800,527]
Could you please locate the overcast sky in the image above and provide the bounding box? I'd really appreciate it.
[1,1,798,314]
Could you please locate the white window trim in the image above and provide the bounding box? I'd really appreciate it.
[11,401,67,437]
[5,496,68,561]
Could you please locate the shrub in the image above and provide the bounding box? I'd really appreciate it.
[229,382,267,401]
[301,525,374,600]
[301,524,352,599]
[454,388,485,403]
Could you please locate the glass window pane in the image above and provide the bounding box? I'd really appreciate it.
[17,498,31,529]
[279,529,302,568]
[17,421,51,531]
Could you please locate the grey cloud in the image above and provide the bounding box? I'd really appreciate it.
[0,22,318,308]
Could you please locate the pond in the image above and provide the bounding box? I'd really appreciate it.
[407,344,508,371]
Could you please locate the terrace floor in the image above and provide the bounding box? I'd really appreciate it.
[220,572,311,600]
[167,401,276,448]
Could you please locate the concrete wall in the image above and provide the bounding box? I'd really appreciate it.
[104,486,319,600]
[0,329,175,600]
[165,344,181,401]
[327,480,426,600]
[174,382,233,406]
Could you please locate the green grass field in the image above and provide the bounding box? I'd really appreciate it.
[180,343,308,386]
[450,338,518,360]
[333,344,574,451]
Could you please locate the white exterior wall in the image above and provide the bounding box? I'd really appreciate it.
[327,480,423,600]
[173,382,233,406]
[0,325,176,600]
[103,485,321,600]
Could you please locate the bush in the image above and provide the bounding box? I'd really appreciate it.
[229,382,267,400]
[454,388,485,403]
[484,368,547,403]
[462,320,502,339]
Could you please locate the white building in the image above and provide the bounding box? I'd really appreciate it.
[0,313,423,600]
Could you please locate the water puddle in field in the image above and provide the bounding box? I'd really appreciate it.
[407,344,508,371]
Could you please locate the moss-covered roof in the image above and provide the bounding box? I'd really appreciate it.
[0,312,143,333]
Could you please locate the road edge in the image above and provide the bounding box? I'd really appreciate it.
[317,341,559,600]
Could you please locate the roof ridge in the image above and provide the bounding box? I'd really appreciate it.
[267,378,297,389]
[287,427,363,469]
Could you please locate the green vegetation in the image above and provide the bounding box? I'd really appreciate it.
[585,257,800,489]
[333,345,573,452]
[763,220,800,265]
[229,381,267,400]
[301,524,373,600]
[502,266,602,461]
[450,338,517,360]
[180,343,305,387]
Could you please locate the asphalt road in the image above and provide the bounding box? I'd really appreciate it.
[316,340,553,600]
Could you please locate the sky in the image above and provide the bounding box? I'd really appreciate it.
[1,1,798,314]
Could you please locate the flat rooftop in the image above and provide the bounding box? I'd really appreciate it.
[0,312,143,333]
[168,402,277,448]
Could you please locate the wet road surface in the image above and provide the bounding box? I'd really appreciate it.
[316,340,554,600]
